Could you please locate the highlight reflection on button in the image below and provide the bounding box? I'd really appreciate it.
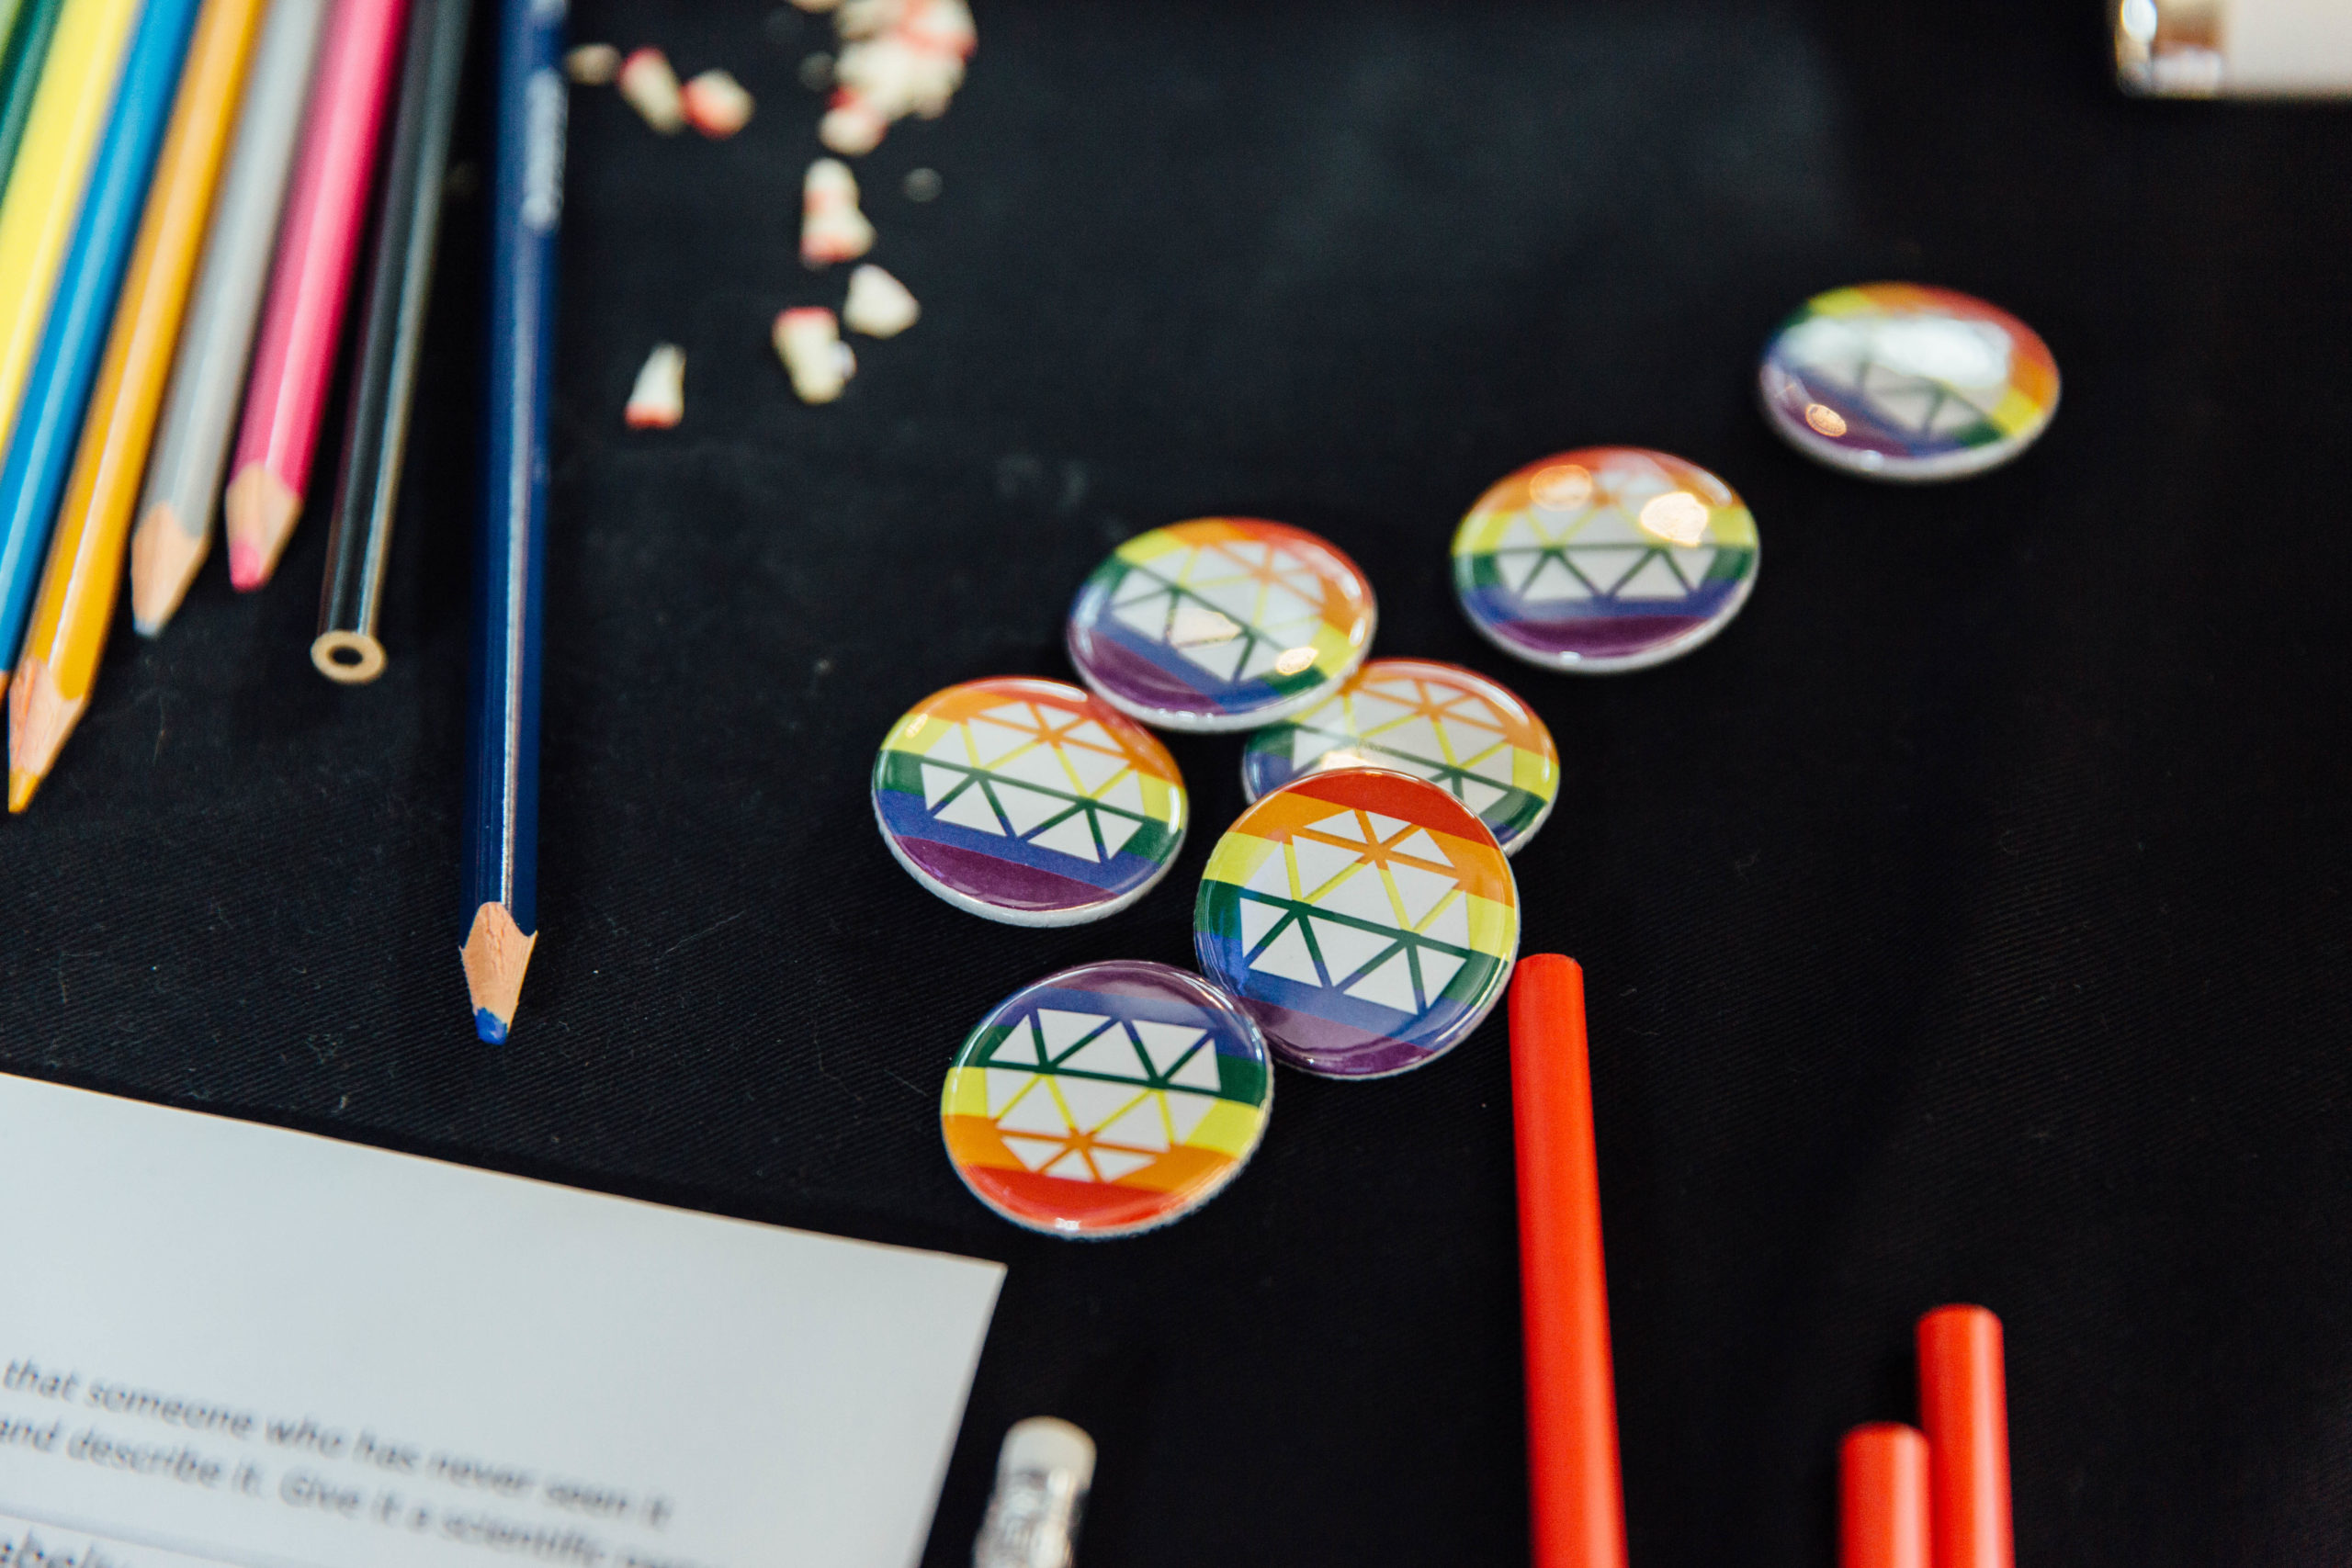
[1805,403,1849,437]
[1637,491,1710,546]
[1531,464,1593,511]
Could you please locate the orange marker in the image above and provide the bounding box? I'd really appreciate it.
[1508,954,1628,1568]
[1839,1423,1931,1568]
[1917,1304,2014,1568]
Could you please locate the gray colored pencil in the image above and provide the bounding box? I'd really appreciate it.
[126,0,323,637]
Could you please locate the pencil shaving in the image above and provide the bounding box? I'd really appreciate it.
[801,158,874,265]
[625,344,685,428]
[842,264,918,337]
[820,0,974,152]
[833,0,905,40]
[617,47,685,132]
[775,308,854,402]
[564,43,620,85]
[682,69,753,137]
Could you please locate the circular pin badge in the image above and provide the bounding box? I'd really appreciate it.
[873,677,1187,926]
[1758,284,2060,480]
[942,961,1273,1237]
[1452,447,1759,674]
[1239,660,1560,856]
[1066,518,1376,733]
[1195,769,1520,1078]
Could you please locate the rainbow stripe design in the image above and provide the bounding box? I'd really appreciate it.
[942,961,1273,1237]
[1240,660,1560,855]
[1065,518,1376,732]
[874,678,1187,926]
[1759,283,2061,480]
[1452,447,1759,674]
[1195,770,1520,1078]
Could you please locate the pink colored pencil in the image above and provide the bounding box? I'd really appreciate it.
[223,0,407,590]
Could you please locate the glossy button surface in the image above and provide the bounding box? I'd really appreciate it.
[1066,518,1376,732]
[1196,769,1520,1078]
[1239,659,1559,856]
[1759,283,2060,480]
[942,960,1273,1236]
[874,677,1186,925]
[1453,447,1759,673]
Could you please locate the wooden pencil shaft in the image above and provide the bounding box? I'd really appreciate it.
[314,0,469,670]
[224,0,406,589]
[0,0,146,474]
[0,0,69,200]
[134,0,324,564]
[36,0,259,689]
[459,0,561,1029]
[7,0,264,807]
[0,0,203,674]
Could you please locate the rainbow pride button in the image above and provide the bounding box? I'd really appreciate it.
[1452,447,1759,674]
[1239,660,1559,856]
[942,961,1273,1236]
[1066,519,1376,732]
[874,678,1187,926]
[1759,283,2060,480]
[1195,769,1520,1077]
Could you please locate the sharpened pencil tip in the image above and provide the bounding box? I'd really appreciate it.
[461,902,537,1046]
[7,658,78,809]
[222,465,301,590]
[227,541,265,590]
[130,502,209,635]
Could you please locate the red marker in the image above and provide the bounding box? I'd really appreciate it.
[1839,1423,1930,1568]
[1508,954,1628,1568]
[1917,1304,2014,1568]
[223,0,407,590]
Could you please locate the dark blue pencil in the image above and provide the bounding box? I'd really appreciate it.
[0,0,203,687]
[458,0,562,1044]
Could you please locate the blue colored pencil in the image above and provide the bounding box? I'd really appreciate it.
[0,0,203,685]
[458,0,562,1044]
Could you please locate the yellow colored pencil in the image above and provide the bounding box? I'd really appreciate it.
[7,0,262,809]
[0,0,142,457]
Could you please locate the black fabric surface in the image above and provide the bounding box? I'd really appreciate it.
[5,1,2348,1562]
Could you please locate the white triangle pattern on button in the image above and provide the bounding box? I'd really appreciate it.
[984,1067,1035,1117]
[1035,1009,1111,1057]
[993,781,1064,838]
[1092,1096,1170,1154]
[1090,1148,1157,1182]
[1163,1089,1219,1142]
[1309,918,1396,986]
[1001,1134,1063,1172]
[1249,919,1324,986]
[921,761,966,809]
[1168,1044,1222,1092]
[1131,1021,1208,1077]
[1028,812,1101,862]
[1390,828,1446,866]
[913,698,1167,863]
[1055,1076,1143,1133]
[1120,540,1340,689]
[932,784,1004,836]
[1344,949,1419,1013]
[1058,1028,1145,1080]
[1238,896,1284,955]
